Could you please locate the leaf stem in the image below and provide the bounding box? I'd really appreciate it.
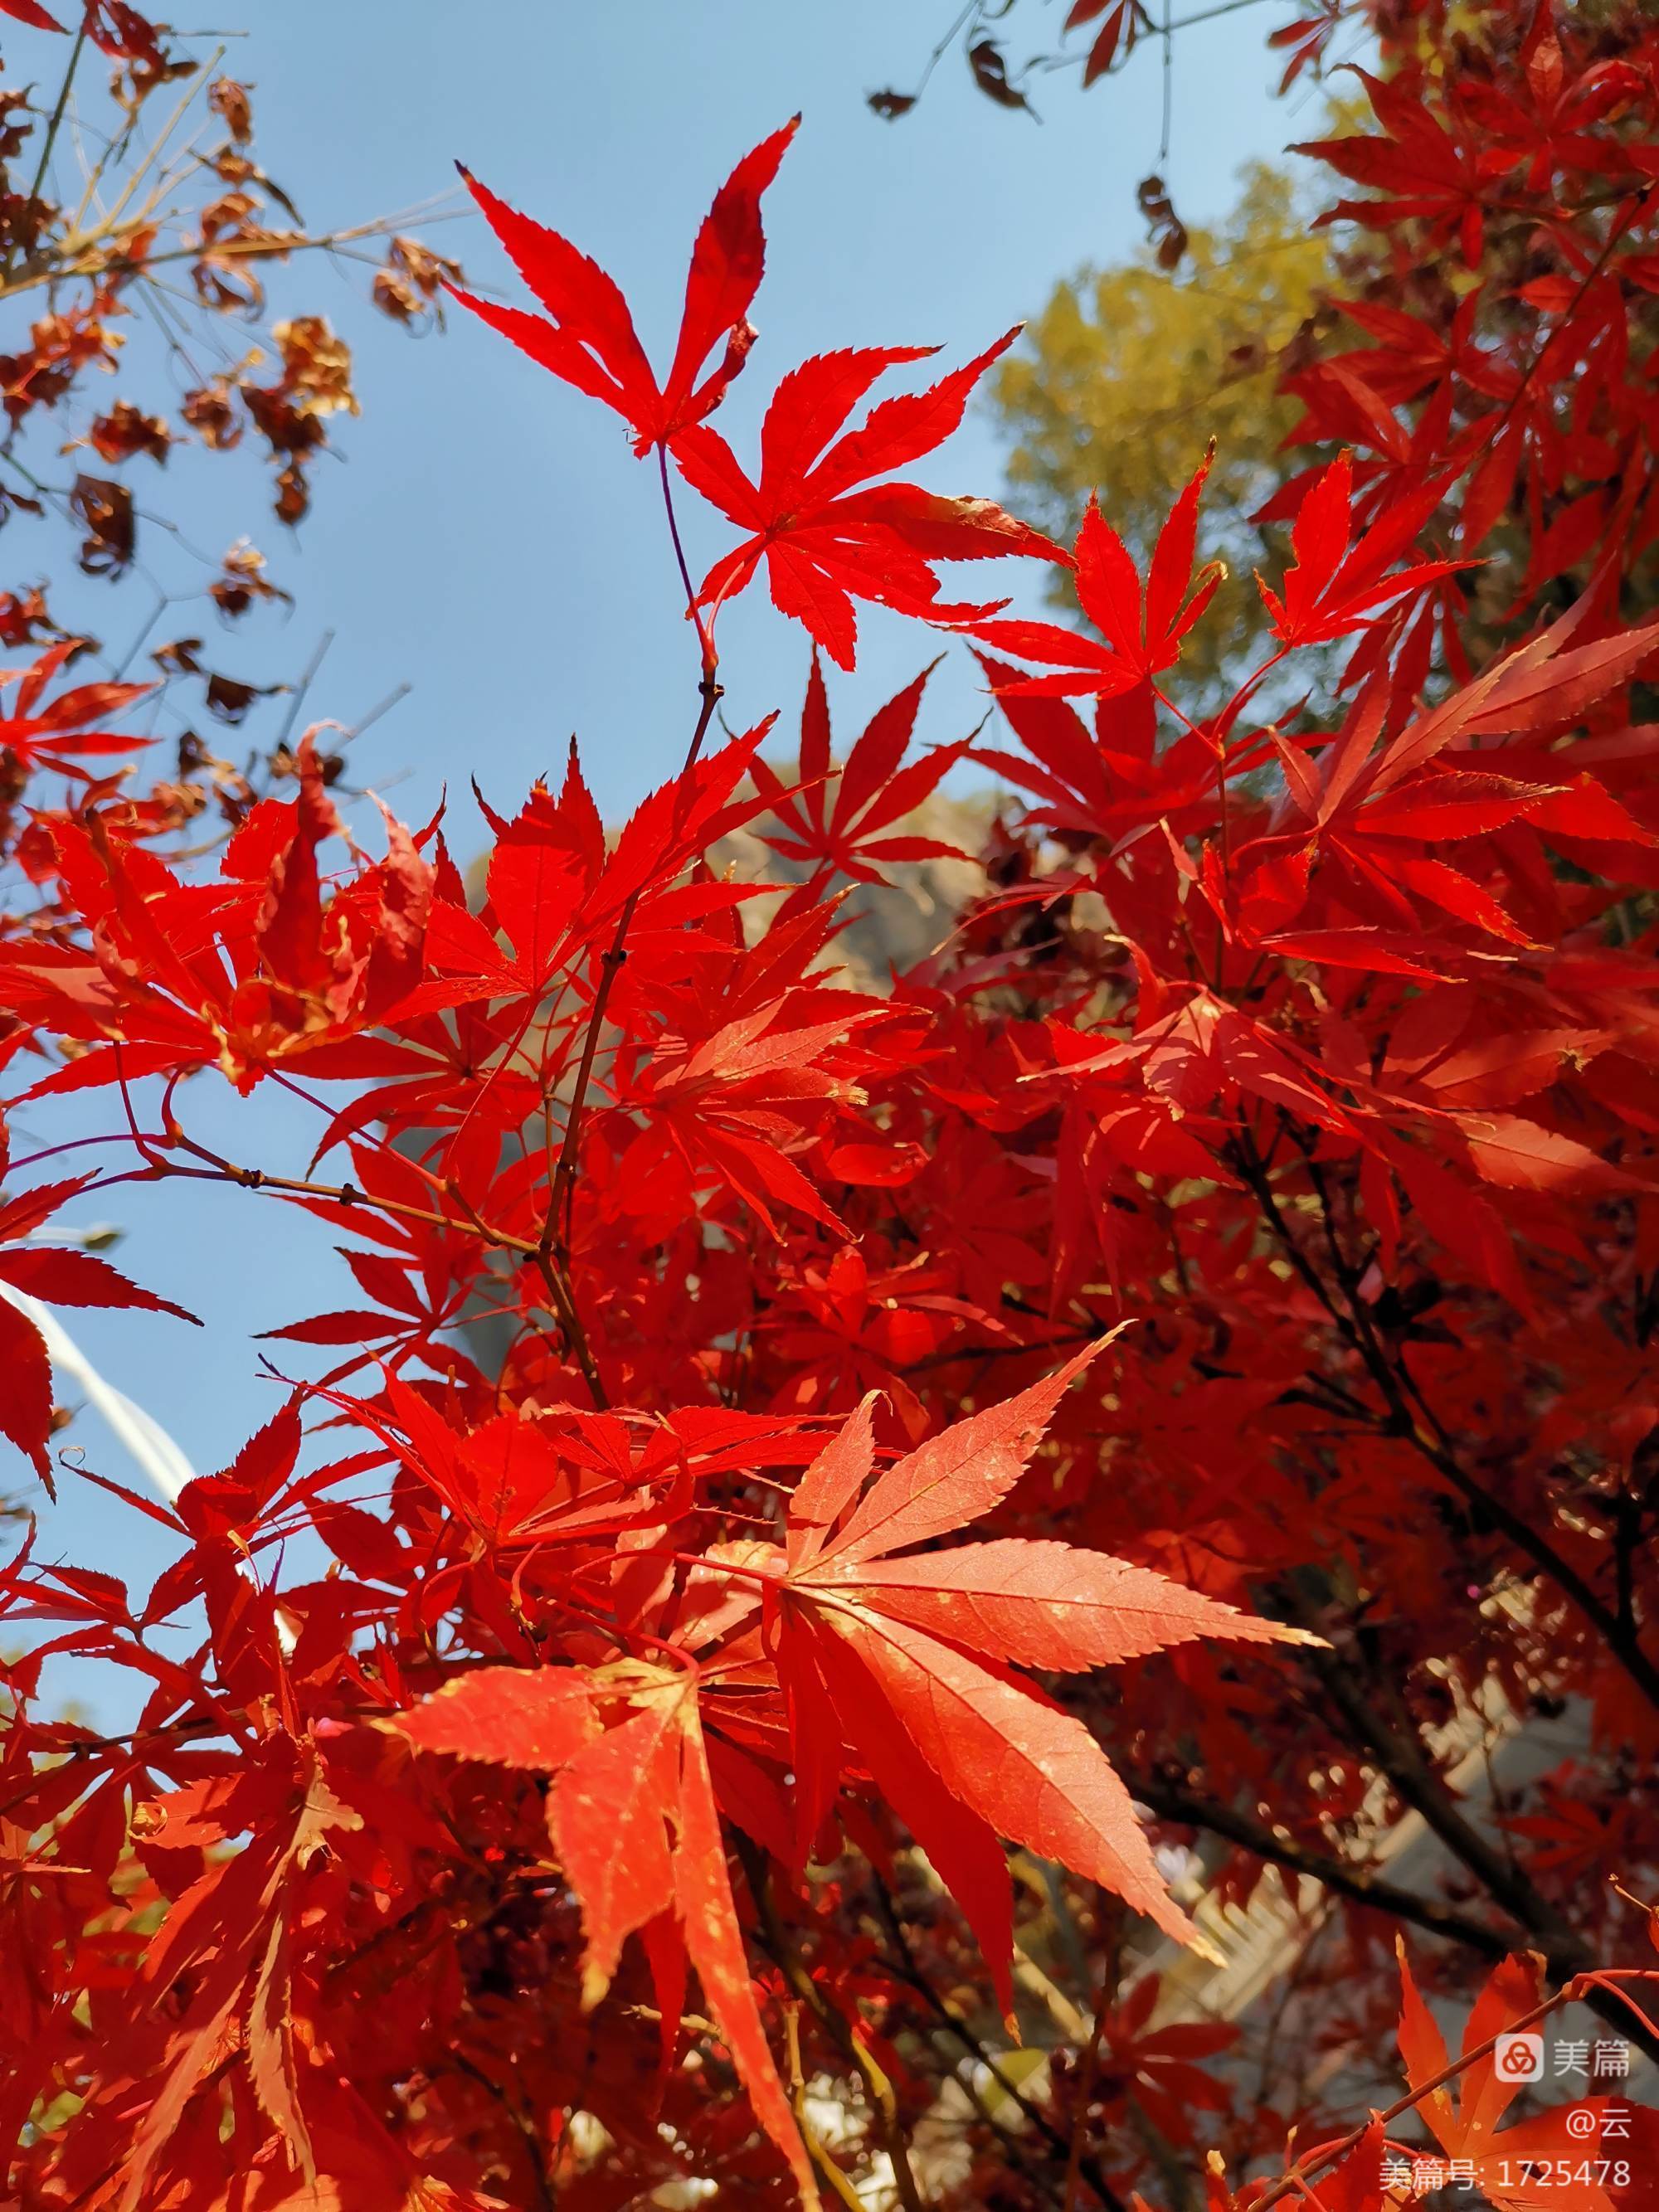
[659,441,716,678]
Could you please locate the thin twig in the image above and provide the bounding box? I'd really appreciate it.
[1063,1899,1122,2212]
[1233,1127,1659,1710]
[7,17,90,283]
[275,630,334,751]
[740,1842,927,2212]
[868,1870,1128,2212]
[1254,1970,1659,2210]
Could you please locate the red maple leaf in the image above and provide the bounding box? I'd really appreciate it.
[1397,1947,1633,2212]
[970,450,1223,696]
[0,639,152,777]
[397,1660,817,2203]
[1253,450,1468,653]
[750,652,967,894]
[725,1349,1309,1997]
[1292,66,1491,263]
[451,119,797,454]
[672,333,1058,667]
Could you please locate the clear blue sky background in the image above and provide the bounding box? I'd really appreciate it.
[9,2,1324,1694]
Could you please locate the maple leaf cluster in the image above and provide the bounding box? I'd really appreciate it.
[0,0,461,838]
[6,7,1659,2209]
[1272,5,1659,668]
[451,125,1054,668]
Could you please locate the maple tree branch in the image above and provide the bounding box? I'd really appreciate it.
[739,1841,927,2212]
[1461,177,1658,484]
[942,2045,1085,2209]
[1290,1620,1563,1935]
[530,1243,606,1407]
[88,211,442,280]
[539,664,725,1371]
[1126,1775,1512,1962]
[0,1713,226,1827]
[1252,1970,1659,2211]
[1164,0,1273,30]
[1180,1124,1659,2044]
[449,2052,557,2212]
[5,19,89,287]
[1233,1128,1659,1711]
[802,2112,868,2211]
[1283,1605,1659,2064]
[428,1157,603,1403]
[621,1998,721,2039]
[784,2005,866,2212]
[543,923,630,1254]
[1406,1398,1659,1704]
[122,1122,614,1400]
[1063,1897,1123,2212]
[1615,1486,1641,1641]
[865,1870,1129,2212]
[542,451,725,1266]
[134,1138,539,1256]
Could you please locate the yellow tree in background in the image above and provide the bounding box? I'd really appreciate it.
[991,165,1330,702]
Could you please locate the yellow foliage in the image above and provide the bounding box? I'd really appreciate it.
[991,164,1331,702]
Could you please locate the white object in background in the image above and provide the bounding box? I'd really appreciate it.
[0,1278,196,1503]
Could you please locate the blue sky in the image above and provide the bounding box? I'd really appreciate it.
[9,2,1322,1674]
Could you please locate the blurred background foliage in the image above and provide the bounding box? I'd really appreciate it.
[990,163,1331,706]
